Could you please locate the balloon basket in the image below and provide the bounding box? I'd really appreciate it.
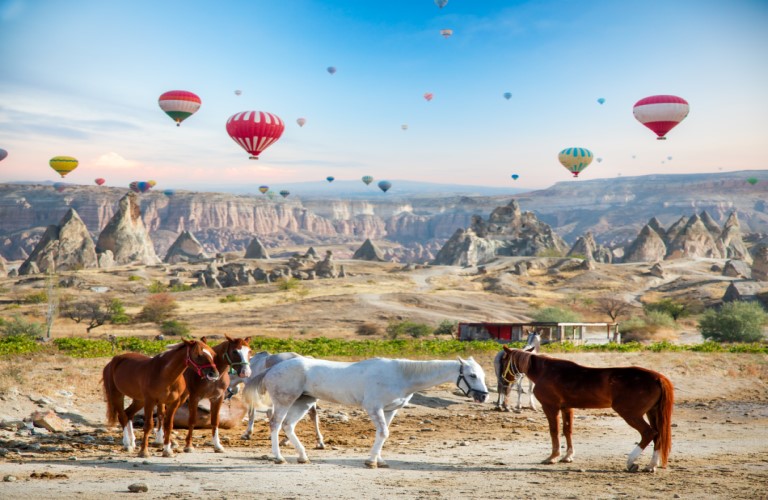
[656,137,667,140]
[249,156,260,160]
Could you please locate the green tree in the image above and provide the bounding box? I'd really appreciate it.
[644,298,688,321]
[2,315,44,338]
[699,301,767,342]
[434,320,458,337]
[386,321,433,339]
[531,307,582,323]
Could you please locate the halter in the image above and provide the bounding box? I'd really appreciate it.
[224,350,249,375]
[186,346,217,378]
[456,364,489,399]
[501,352,524,384]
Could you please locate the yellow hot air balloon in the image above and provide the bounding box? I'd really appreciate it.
[49,156,79,178]
[557,148,593,177]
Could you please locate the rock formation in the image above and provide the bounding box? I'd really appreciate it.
[164,231,208,264]
[18,208,97,275]
[353,239,386,262]
[622,225,667,263]
[244,237,270,259]
[314,250,338,278]
[666,214,723,259]
[699,210,722,236]
[722,260,751,279]
[752,244,768,281]
[96,192,160,265]
[719,212,751,264]
[567,232,612,263]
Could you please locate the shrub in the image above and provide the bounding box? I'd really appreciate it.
[60,300,109,333]
[160,319,190,337]
[277,277,301,291]
[356,323,381,336]
[644,298,688,320]
[386,321,433,339]
[128,275,142,282]
[147,280,168,293]
[24,291,48,304]
[531,307,582,323]
[1,315,44,338]
[434,320,458,337]
[169,283,193,292]
[536,248,564,258]
[137,293,178,324]
[699,301,768,342]
[619,312,677,343]
[107,298,131,324]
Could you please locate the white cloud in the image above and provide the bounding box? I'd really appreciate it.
[93,152,140,170]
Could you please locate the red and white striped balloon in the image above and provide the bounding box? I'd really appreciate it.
[633,95,689,140]
[226,111,285,159]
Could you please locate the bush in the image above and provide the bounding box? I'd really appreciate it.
[434,320,457,337]
[148,280,168,293]
[644,298,688,320]
[386,321,433,339]
[220,294,249,303]
[277,277,301,291]
[107,298,131,324]
[356,323,381,336]
[128,275,142,282]
[169,283,193,292]
[699,301,768,342]
[531,307,582,323]
[160,319,190,337]
[1,315,44,338]
[137,293,178,324]
[619,312,677,343]
[24,291,48,304]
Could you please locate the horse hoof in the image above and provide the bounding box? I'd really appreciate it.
[315,444,326,450]
[274,458,287,465]
[163,450,174,458]
[377,460,389,469]
[627,463,640,473]
[138,449,150,458]
[643,466,656,473]
[241,434,251,440]
[560,457,573,463]
[184,446,194,453]
[214,447,225,454]
[297,457,310,464]
[364,460,378,469]
[542,458,558,465]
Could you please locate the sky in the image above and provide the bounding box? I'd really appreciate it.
[1,0,767,194]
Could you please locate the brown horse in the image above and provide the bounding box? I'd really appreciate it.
[500,346,674,472]
[102,339,219,457]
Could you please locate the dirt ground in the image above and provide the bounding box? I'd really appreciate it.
[1,351,767,499]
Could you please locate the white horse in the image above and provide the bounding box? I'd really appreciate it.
[230,351,325,449]
[493,331,540,412]
[251,356,489,468]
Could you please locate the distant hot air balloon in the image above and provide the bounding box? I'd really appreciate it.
[234,90,242,96]
[279,189,290,198]
[137,181,151,193]
[597,98,606,105]
[633,95,689,140]
[53,182,67,192]
[158,90,201,127]
[558,147,593,177]
[747,177,759,185]
[596,157,603,163]
[129,181,140,193]
[297,117,307,127]
[148,180,157,187]
[503,92,512,100]
[435,0,448,7]
[424,92,433,102]
[259,185,269,194]
[667,156,673,161]
[440,29,453,38]
[163,189,175,196]
[401,124,408,130]
[362,175,374,186]
[511,174,519,180]
[226,111,285,159]
[326,176,335,183]
[0,149,7,161]
[378,180,392,193]
[94,178,105,186]
[266,190,276,200]
[49,156,78,178]
[327,66,336,75]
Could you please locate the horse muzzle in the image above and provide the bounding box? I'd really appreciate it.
[204,369,221,381]
[238,366,252,379]
[472,390,489,403]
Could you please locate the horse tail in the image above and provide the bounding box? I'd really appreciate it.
[242,370,272,411]
[654,373,675,467]
[102,360,118,427]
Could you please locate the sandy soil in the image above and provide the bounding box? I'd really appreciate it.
[1,351,767,499]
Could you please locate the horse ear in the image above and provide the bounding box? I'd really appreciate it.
[200,336,208,344]
[503,345,513,352]
[244,337,251,344]
[184,339,195,346]
[456,356,466,365]
[225,334,233,342]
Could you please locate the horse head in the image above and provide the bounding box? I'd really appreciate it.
[223,335,252,378]
[501,346,532,383]
[456,357,489,403]
[184,339,220,381]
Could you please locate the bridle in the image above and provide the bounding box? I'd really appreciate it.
[185,346,218,378]
[224,349,249,375]
[456,363,489,400]
[501,352,524,385]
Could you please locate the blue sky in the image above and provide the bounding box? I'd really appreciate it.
[1,0,767,193]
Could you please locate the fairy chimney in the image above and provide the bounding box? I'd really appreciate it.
[96,192,160,265]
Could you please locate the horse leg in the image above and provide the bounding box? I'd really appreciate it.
[616,409,657,472]
[242,404,256,440]
[184,396,199,453]
[138,401,155,458]
[269,401,293,464]
[209,397,225,453]
[279,398,315,463]
[515,377,524,411]
[560,408,575,463]
[541,404,561,464]
[496,380,509,411]
[528,381,538,411]
[364,407,390,469]
[308,404,325,449]
[152,404,165,447]
[162,398,183,458]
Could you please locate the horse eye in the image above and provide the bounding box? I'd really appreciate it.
[470,374,477,379]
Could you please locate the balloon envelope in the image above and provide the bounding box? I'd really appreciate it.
[0,149,7,161]
[226,111,285,159]
[163,189,175,196]
[296,117,306,127]
[424,92,433,102]
[597,98,606,105]
[49,156,78,178]
[435,0,448,7]
[377,180,392,193]
[158,90,201,126]
[503,92,512,100]
[558,147,593,177]
[362,175,374,185]
[511,174,519,180]
[326,176,334,183]
[137,181,151,193]
[327,66,336,75]
[53,182,67,192]
[129,181,140,193]
[279,190,290,198]
[234,90,242,96]
[94,178,105,186]
[633,95,689,140]
[596,157,603,163]
[440,29,453,38]
[401,124,408,130]
[259,185,269,194]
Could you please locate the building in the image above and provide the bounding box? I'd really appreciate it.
[457,321,620,345]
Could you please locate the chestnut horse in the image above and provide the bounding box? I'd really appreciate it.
[500,346,674,472]
[493,331,540,411]
[102,339,219,457]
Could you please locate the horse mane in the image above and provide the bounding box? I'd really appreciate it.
[394,359,456,378]
[513,349,533,375]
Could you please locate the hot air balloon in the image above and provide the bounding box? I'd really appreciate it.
[327,66,336,75]
[279,189,290,198]
[49,156,78,177]
[435,0,448,7]
[259,185,269,194]
[633,95,689,140]
[378,180,392,193]
[163,189,175,196]
[667,156,673,161]
[747,177,759,185]
[137,181,151,193]
[53,182,67,192]
[266,190,276,200]
[158,90,201,127]
[297,117,307,127]
[95,178,106,186]
[440,29,453,38]
[326,176,335,183]
[226,111,285,159]
[129,181,140,193]
[401,124,408,131]
[597,98,606,105]
[362,175,374,186]
[596,157,603,163]
[234,90,242,96]
[0,149,7,161]
[511,174,519,180]
[503,92,512,100]
[558,147,593,177]
[148,180,157,187]
[424,92,433,102]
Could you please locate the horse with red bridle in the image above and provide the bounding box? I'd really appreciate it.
[102,339,219,457]
[500,346,674,472]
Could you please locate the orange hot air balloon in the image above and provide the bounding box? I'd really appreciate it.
[95,178,106,186]
[424,93,433,102]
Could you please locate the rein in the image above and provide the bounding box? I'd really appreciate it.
[456,364,489,399]
[501,352,523,384]
[185,346,217,378]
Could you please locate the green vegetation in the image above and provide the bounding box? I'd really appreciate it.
[127,275,143,282]
[434,319,458,337]
[699,301,768,343]
[220,294,250,303]
[531,306,582,323]
[160,319,190,337]
[24,291,48,304]
[277,277,301,291]
[147,280,167,293]
[137,293,178,324]
[644,298,687,320]
[1,315,44,338]
[386,320,433,339]
[107,299,131,324]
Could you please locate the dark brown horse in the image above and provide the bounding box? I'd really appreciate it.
[102,339,219,457]
[500,346,674,472]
